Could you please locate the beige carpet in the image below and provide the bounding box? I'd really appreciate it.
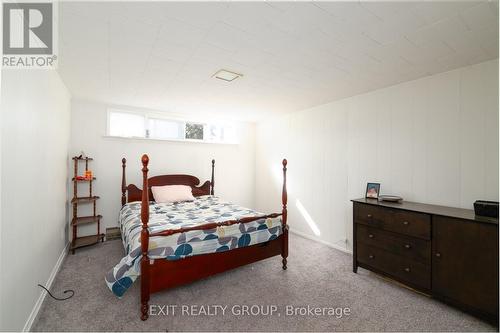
[32,234,496,332]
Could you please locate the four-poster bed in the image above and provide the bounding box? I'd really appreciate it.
[111,154,289,321]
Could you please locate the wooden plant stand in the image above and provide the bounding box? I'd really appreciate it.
[70,156,104,254]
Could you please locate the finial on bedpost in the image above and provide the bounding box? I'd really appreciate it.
[141,154,149,227]
[140,154,150,321]
[282,159,287,209]
[121,158,127,206]
[211,159,215,195]
[141,154,149,223]
[281,158,288,270]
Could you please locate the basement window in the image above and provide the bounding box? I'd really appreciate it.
[108,111,145,138]
[148,117,184,140]
[107,109,238,144]
[185,123,204,140]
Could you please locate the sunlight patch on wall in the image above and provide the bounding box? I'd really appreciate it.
[295,199,321,236]
[271,162,293,194]
[271,164,282,187]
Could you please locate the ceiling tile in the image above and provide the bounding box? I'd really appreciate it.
[313,1,382,28]
[59,10,108,46]
[223,3,280,34]
[204,22,254,53]
[402,39,455,65]
[150,42,194,64]
[404,14,470,48]
[366,10,425,44]
[405,23,440,47]
[359,1,418,22]
[270,2,334,36]
[460,2,499,31]
[411,1,479,25]
[156,2,229,30]
[60,1,111,23]
[436,52,471,72]
[190,42,235,65]
[444,29,483,55]
[156,18,206,49]
[109,16,159,47]
[363,21,402,45]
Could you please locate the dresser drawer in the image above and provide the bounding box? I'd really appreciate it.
[390,210,431,240]
[354,203,390,226]
[356,224,431,264]
[354,203,431,240]
[357,243,431,290]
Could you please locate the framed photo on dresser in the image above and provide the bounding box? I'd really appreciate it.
[365,183,380,199]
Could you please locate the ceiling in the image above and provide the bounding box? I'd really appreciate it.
[58,1,499,122]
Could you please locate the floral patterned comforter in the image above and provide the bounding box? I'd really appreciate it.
[105,195,282,297]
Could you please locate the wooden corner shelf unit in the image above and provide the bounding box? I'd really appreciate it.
[71,156,104,254]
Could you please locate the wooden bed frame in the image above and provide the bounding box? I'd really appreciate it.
[121,155,289,320]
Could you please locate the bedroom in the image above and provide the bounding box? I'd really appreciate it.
[0,0,499,332]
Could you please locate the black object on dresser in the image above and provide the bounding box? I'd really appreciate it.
[474,200,499,218]
[352,198,499,324]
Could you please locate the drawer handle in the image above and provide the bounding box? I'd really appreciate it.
[435,252,441,258]
[404,244,411,249]
[404,267,411,273]
[367,214,372,219]
[402,221,409,225]
[368,255,375,259]
[368,234,374,238]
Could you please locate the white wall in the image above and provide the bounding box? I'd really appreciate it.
[0,70,71,330]
[70,100,256,235]
[255,59,499,252]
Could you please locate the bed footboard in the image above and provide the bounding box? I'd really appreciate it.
[148,236,284,293]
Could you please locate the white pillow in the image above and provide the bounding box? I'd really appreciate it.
[151,185,195,203]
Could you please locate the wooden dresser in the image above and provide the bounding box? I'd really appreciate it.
[352,198,498,324]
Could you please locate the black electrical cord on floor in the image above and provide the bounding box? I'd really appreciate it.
[37,284,75,301]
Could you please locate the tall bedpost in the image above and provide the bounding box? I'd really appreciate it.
[211,159,215,195]
[281,159,288,270]
[121,158,127,206]
[140,154,150,321]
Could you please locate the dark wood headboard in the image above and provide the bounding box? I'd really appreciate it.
[121,158,215,205]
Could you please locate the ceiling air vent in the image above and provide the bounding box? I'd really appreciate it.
[213,69,243,82]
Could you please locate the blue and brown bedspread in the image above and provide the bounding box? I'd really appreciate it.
[105,195,282,297]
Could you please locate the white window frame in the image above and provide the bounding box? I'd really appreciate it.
[105,108,238,144]
[147,116,185,140]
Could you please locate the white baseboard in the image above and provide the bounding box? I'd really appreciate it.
[290,228,353,255]
[23,242,69,332]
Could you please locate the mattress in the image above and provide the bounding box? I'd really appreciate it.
[105,195,282,297]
